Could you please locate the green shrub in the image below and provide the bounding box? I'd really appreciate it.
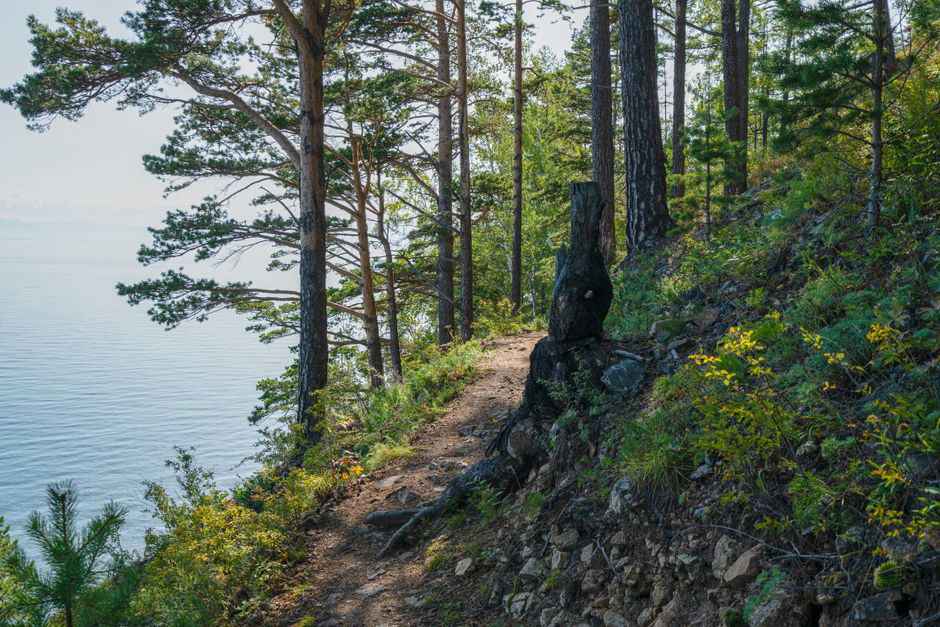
[2,482,141,626]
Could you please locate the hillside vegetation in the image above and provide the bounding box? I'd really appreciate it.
[1,0,939,625]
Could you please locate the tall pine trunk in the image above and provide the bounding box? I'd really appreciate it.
[619,0,672,252]
[867,0,885,236]
[591,0,616,265]
[671,0,687,201]
[435,0,455,346]
[377,169,402,381]
[351,135,384,388]
[296,2,329,444]
[721,0,746,195]
[456,0,473,341]
[511,0,523,312]
[736,0,750,189]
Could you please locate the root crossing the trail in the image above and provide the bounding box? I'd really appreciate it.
[255,331,542,627]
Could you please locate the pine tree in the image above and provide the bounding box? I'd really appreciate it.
[619,0,673,252]
[683,77,735,240]
[771,0,937,235]
[2,482,141,626]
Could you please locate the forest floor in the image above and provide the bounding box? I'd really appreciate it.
[256,330,543,627]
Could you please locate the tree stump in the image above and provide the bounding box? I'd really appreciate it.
[377,183,613,558]
[490,181,613,450]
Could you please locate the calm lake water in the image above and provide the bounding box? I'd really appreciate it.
[0,226,291,554]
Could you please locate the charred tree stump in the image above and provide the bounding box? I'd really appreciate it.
[376,183,612,558]
[489,182,613,453]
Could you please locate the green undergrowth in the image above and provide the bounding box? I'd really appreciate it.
[125,339,488,624]
[604,157,940,583]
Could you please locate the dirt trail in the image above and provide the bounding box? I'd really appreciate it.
[261,330,542,627]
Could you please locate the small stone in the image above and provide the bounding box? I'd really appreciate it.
[520,557,548,580]
[667,337,692,352]
[505,592,531,617]
[581,543,595,563]
[852,592,901,622]
[690,464,711,480]
[455,557,476,577]
[608,477,637,514]
[602,609,629,627]
[678,554,697,566]
[322,593,341,607]
[551,548,571,570]
[581,569,606,594]
[458,425,473,436]
[354,583,387,597]
[723,546,762,588]
[553,529,580,550]
[591,596,610,609]
[609,531,626,547]
[376,474,402,489]
[636,607,654,625]
[692,308,719,329]
[650,581,670,608]
[403,594,425,608]
[540,608,558,627]
[712,535,735,579]
[748,597,801,627]
[601,358,646,398]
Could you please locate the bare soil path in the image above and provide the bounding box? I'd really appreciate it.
[259,331,542,627]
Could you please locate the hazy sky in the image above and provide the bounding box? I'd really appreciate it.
[0,1,576,230]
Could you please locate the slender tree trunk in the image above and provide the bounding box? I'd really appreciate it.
[670,0,687,202]
[377,169,402,381]
[591,0,616,264]
[736,0,751,190]
[780,27,792,138]
[435,0,455,347]
[511,0,524,311]
[350,136,384,388]
[456,0,473,340]
[721,0,745,195]
[618,0,672,252]
[868,0,885,236]
[296,2,329,443]
[881,0,897,77]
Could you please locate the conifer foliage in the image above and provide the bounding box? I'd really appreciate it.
[1,482,141,626]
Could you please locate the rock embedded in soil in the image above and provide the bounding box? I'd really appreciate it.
[454,557,476,577]
[712,534,735,579]
[852,591,902,622]
[601,358,646,398]
[608,476,637,514]
[552,528,580,550]
[354,583,387,597]
[520,556,548,580]
[581,569,606,594]
[723,545,763,588]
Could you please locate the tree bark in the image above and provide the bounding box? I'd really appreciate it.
[456,0,473,340]
[671,0,687,201]
[780,26,792,138]
[618,0,672,252]
[436,0,455,347]
[511,0,524,312]
[736,0,750,189]
[295,1,330,443]
[721,0,746,195]
[377,169,402,381]
[591,1,616,265]
[867,0,885,236]
[350,135,384,388]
